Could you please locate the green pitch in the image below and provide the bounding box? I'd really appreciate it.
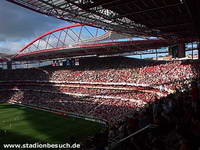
[0,103,102,145]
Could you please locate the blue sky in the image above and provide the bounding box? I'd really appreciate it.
[0,1,70,54]
[0,1,109,54]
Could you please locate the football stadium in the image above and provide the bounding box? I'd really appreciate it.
[0,0,200,149]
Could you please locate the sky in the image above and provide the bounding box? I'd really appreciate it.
[0,1,70,54]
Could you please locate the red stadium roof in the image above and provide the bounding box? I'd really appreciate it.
[7,23,198,61]
[14,39,194,61]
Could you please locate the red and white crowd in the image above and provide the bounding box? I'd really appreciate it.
[1,56,200,150]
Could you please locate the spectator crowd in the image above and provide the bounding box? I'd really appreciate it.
[0,56,200,150]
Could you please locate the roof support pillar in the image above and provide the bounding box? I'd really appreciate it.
[7,61,12,70]
[178,42,185,58]
[198,42,200,60]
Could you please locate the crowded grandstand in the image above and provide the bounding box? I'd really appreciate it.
[1,56,200,149]
[1,0,200,150]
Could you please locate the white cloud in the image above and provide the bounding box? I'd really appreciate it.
[0,1,68,53]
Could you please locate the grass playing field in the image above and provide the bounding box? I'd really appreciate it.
[0,103,103,146]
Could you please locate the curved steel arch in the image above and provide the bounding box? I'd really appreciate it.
[14,23,199,61]
[16,23,135,58]
[19,24,83,53]
[17,24,112,56]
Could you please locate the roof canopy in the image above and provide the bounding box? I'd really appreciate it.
[7,0,200,39]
